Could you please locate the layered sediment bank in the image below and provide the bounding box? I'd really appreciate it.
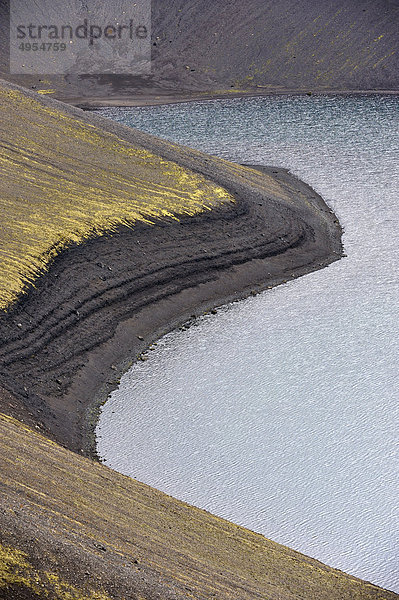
[1,81,397,600]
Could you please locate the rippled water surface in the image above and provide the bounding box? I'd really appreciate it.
[97,96,399,591]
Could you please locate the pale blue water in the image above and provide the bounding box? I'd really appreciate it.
[96,96,399,591]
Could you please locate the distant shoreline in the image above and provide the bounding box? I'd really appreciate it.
[65,88,399,110]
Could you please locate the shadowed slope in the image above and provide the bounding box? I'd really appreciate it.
[0,0,398,101]
[150,0,399,92]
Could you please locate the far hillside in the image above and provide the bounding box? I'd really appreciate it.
[0,0,398,101]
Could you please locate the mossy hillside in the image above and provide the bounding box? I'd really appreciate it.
[1,413,397,600]
[0,84,233,310]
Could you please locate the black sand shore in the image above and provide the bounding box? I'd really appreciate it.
[73,88,399,110]
[2,160,342,455]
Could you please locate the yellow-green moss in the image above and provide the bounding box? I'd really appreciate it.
[0,543,41,592]
[0,86,234,310]
[0,543,112,599]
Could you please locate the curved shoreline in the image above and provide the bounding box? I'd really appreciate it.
[87,165,343,458]
[0,82,344,455]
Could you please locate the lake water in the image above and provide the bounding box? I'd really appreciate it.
[96,95,399,591]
